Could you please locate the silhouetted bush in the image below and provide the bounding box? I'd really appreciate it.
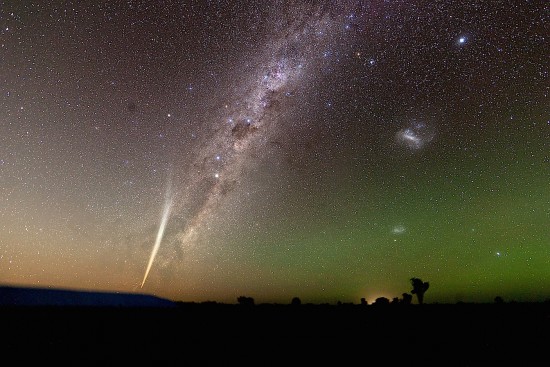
[401,293,413,305]
[237,296,255,306]
[291,297,301,306]
[373,297,390,306]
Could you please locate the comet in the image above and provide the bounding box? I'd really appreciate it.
[141,184,173,288]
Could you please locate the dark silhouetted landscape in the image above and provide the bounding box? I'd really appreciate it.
[2,286,549,364]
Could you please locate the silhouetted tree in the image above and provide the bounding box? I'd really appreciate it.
[360,298,368,306]
[373,297,390,306]
[391,297,399,304]
[291,297,301,306]
[237,296,255,306]
[401,293,413,305]
[410,278,430,304]
[494,296,504,304]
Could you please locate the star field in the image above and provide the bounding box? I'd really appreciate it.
[0,0,548,304]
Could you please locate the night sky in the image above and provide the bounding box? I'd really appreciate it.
[1,0,548,305]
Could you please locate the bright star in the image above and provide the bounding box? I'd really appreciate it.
[457,36,468,45]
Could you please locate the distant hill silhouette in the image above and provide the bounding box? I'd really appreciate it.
[0,286,176,307]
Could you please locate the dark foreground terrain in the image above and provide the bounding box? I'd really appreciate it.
[2,301,549,364]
